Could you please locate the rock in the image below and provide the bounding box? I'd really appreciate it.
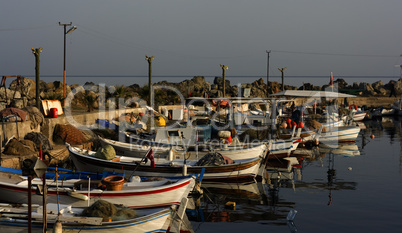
[359,83,374,91]
[192,76,205,86]
[9,77,34,98]
[371,81,384,91]
[334,79,348,89]
[11,99,25,108]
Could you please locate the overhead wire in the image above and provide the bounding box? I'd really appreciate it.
[0,24,57,31]
[271,50,399,58]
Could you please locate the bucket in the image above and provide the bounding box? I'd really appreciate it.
[49,108,58,118]
[102,175,126,191]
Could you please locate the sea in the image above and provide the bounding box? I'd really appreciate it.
[19,75,400,89]
[186,117,402,233]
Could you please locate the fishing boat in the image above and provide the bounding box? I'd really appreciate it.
[68,145,263,182]
[0,166,196,209]
[317,125,361,143]
[0,201,178,233]
[100,135,270,161]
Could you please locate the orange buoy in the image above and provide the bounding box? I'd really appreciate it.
[370,134,375,139]
[298,122,304,128]
[286,118,292,125]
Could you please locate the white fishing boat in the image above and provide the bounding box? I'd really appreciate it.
[0,201,178,233]
[68,146,264,182]
[317,125,361,143]
[0,168,196,209]
[100,135,270,161]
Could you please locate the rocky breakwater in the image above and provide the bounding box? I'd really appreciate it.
[2,76,401,112]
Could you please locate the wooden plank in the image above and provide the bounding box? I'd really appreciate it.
[169,197,188,233]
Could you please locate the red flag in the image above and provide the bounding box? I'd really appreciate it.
[146,148,155,168]
[329,72,334,86]
[188,88,191,97]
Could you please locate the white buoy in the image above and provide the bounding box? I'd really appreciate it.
[182,164,187,176]
[52,220,63,233]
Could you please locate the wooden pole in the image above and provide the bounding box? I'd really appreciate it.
[145,55,155,109]
[278,67,287,91]
[266,50,271,95]
[220,64,228,97]
[31,48,43,108]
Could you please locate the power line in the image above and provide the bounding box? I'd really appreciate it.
[0,24,56,31]
[271,50,399,58]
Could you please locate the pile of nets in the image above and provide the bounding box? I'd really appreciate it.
[195,152,231,166]
[81,200,137,222]
[53,124,87,145]
[3,138,36,155]
[94,144,116,160]
[23,106,44,129]
[24,132,53,150]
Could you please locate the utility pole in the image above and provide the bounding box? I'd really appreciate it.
[220,64,228,97]
[31,47,43,108]
[59,22,77,100]
[400,54,402,80]
[278,67,287,91]
[146,55,155,109]
[266,50,271,95]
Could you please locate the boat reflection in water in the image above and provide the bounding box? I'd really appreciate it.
[187,180,296,225]
[319,142,361,157]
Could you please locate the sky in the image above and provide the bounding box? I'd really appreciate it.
[1,0,402,85]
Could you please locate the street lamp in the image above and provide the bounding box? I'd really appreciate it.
[220,64,228,97]
[59,22,77,99]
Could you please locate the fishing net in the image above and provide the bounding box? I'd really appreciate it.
[23,106,44,129]
[81,200,137,222]
[24,132,53,150]
[308,120,327,131]
[195,152,225,166]
[3,138,37,155]
[53,124,87,145]
[94,144,116,160]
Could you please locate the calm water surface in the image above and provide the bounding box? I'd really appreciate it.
[187,118,402,233]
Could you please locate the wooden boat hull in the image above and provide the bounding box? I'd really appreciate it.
[318,126,361,143]
[0,205,172,233]
[100,136,269,161]
[69,146,262,183]
[0,170,195,208]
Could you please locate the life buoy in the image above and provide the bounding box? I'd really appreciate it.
[349,104,357,110]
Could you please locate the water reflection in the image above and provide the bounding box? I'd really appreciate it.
[188,118,402,232]
[187,181,296,224]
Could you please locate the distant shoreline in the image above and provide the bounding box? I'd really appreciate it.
[18,75,400,88]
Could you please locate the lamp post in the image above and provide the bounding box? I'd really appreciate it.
[59,22,77,99]
[220,64,228,97]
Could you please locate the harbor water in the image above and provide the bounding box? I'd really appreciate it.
[187,117,402,233]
